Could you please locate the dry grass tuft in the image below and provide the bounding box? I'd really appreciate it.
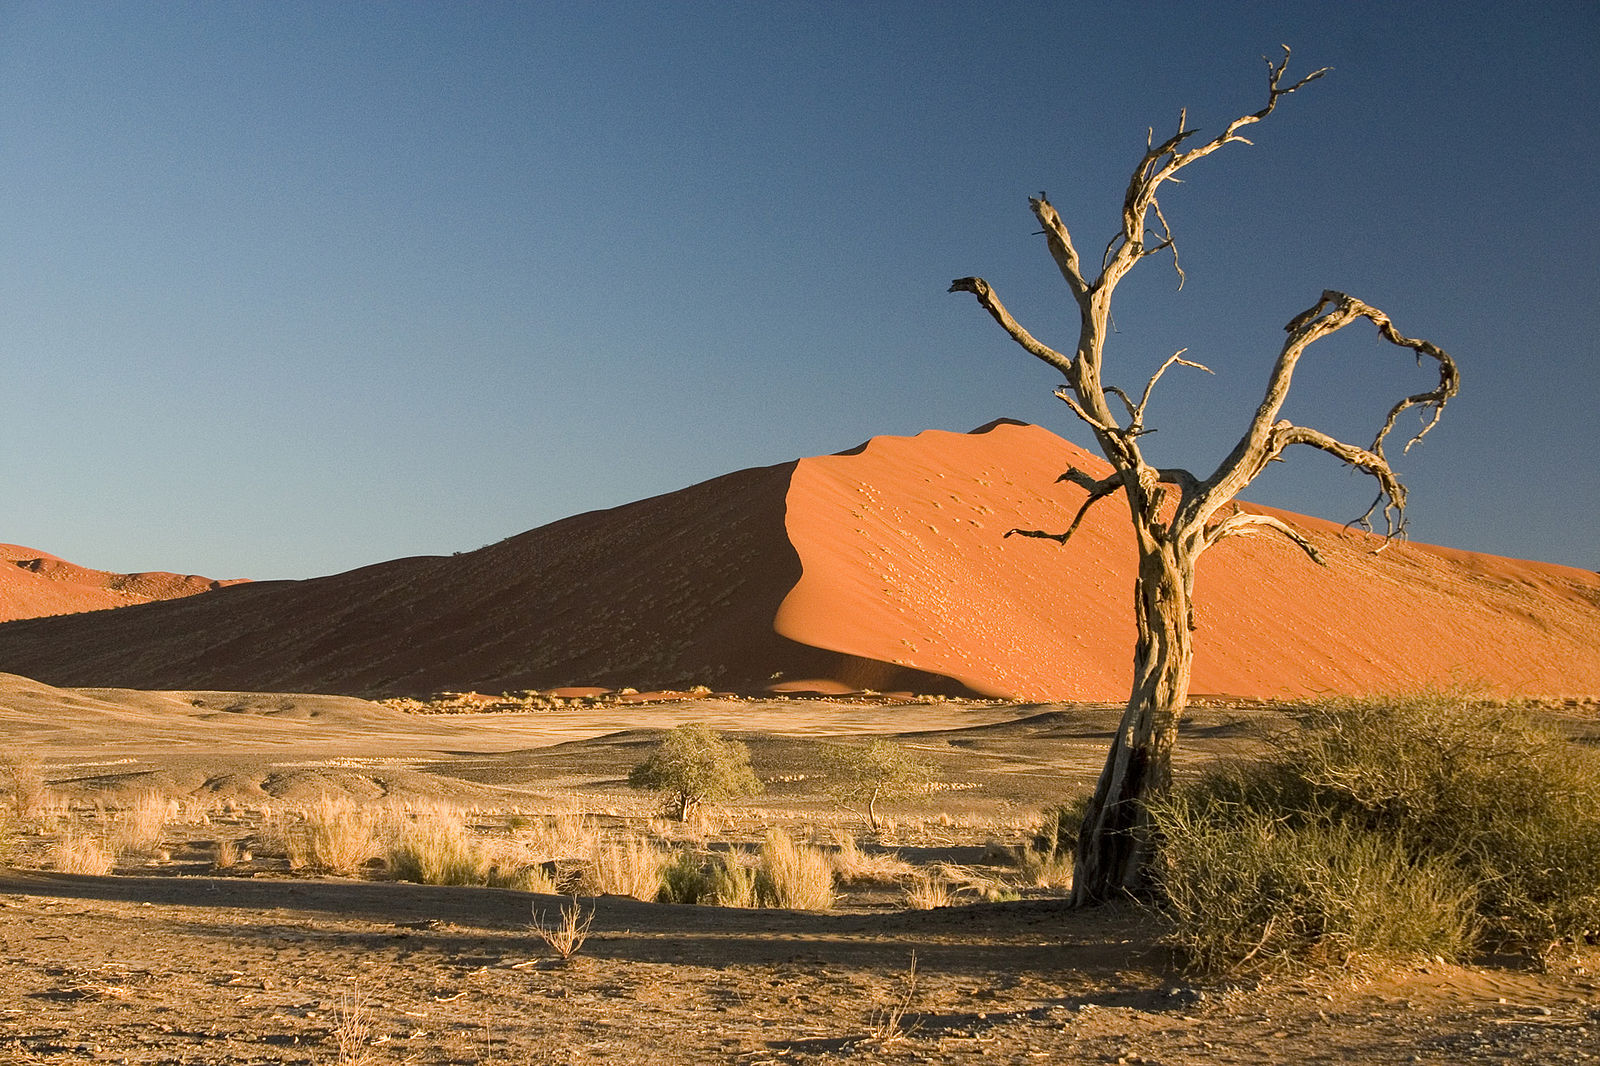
[113,789,175,856]
[3,756,50,820]
[707,851,761,908]
[756,829,835,910]
[1012,840,1074,889]
[51,828,115,875]
[902,871,953,910]
[332,987,373,1065]
[389,814,491,885]
[390,812,554,891]
[868,952,922,1047]
[581,834,667,900]
[290,795,381,875]
[831,830,914,885]
[213,837,242,869]
[515,811,600,865]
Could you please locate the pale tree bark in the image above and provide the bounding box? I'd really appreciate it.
[951,49,1459,904]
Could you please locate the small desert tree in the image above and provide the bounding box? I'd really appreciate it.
[949,49,1459,904]
[826,740,936,831]
[627,722,762,821]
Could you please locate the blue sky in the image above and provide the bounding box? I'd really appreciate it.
[3,2,1596,580]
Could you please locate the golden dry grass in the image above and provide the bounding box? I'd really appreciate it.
[756,829,834,910]
[290,795,381,875]
[50,828,114,875]
[581,834,667,900]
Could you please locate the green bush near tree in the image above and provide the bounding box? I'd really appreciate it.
[1150,695,1600,975]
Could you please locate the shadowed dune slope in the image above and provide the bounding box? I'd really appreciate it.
[0,543,244,623]
[1,421,1597,699]
[0,462,950,696]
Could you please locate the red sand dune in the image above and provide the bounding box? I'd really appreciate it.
[0,543,244,623]
[1,422,1596,699]
[777,422,1600,700]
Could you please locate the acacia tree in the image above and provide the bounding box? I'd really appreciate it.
[825,739,936,831]
[627,722,762,821]
[949,49,1459,904]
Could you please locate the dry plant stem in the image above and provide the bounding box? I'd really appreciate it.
[869,951,921,1047]
[950,48,1458,904]
[531,896,595,961]
[333,986,372,1065]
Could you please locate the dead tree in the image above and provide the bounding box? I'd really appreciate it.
[949,49,1459,904]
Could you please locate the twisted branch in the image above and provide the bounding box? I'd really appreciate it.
[1203,291,1458,541]
[1105,47,1329,291]
[1006,471,1125,545]
[1205,508,1325,565]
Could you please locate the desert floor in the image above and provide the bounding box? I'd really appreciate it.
[2,687,1598,1064]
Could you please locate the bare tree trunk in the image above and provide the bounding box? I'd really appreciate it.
[950,52,1457,904]
[1071,537,1195,904]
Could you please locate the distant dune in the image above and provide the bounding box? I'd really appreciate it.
[0,543,245,623]
[2,421,1597,699]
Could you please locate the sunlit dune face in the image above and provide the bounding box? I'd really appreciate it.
[775,423,1600,701]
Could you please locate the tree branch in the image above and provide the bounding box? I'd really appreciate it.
[1270,422,1411,537]
[1367,324,1461,458]
[1006,472,1125,545]
[1201,290,1458,542]
[1133,349,1212,428]
[1053,385,1123,437]
[1056,467,1110,492]
[1205,508,1325,565]
[1102,47,1328,293]
[1161,48,1329,175]
[947,277,1074,375]
[1028,196,1091,305]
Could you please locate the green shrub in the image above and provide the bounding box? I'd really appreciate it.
[658,848,713,904]
[627,724,762,821]
[1150,694,1600,973]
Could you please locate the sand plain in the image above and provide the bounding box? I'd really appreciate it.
[3,676,1597,1064]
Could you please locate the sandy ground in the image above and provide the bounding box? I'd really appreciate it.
[3,681,1599,1064]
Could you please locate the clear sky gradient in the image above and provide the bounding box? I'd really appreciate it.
[4,2,1596,580]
